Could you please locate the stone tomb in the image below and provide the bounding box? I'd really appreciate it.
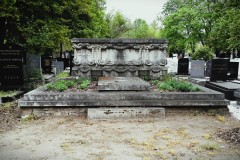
[205,81,240,100]
[71,38,168,80]
[0,43,24,88]
[190,60,205,78]
[97,77,151,91]
[177,58,189,75]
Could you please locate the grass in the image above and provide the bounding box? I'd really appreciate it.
[46,78,91,92]
[0,102,16,110]
[0,90,20,98]
[150,74,201,92]
[201,143,220,151]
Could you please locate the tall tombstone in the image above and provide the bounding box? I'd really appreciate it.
[190,60,205,78]
[0,43,24,87]
[228,62,239,80]
[209,59,229,81]
[177,58,189,75]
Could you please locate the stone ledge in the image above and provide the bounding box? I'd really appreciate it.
[88,107,165,119]
[71,38,168,44]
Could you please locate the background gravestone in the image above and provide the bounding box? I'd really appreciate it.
[52,61,64,75]
[27,54,41,69]
[0,43,24,88]
[190,60,205,78]
[210,59,229,81]
[177,58,189,75]
[228,62,239,80]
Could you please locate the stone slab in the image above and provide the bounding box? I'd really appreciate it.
[19,82,229,108]
[88,107,165,119]
[97,77,151,91]
[205,81,240,100]
[208,82,240,90]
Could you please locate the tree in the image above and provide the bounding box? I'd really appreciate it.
[161,0,240,57]
[106,11,131,38]
[0,0,109,53]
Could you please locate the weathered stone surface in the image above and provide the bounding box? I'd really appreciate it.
[205,81,240,100]
[71,38,168,79]
[21,108,86,117]
[88,107,165,119]
[190,60,205,78]
[19,83,229,108]
[97,77,151,91]
[234,88,240,105]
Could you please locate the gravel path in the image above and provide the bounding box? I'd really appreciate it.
[0,113,240,160]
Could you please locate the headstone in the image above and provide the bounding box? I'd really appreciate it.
[52,61,64,74]
[177,58,189,75]
[209,59,229,81]
[0,43,24,87]
[228,62,239,80]
[190,60,205,78]
[41,55,52,73]
[27,54,41,69]
[56,57,70,69]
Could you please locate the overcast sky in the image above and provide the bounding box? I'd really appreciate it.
[105,0,169,24]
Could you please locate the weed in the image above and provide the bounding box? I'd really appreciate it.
[56,72,69,79]
[0,102,16,110]
[21,114,37,122]
[203,133,212,140]
[201,143,220,151]
[78,80,90,90]
[168,149,177,156]
[0,90,19,97]
[216,115,225,122]
[157,79,201,92]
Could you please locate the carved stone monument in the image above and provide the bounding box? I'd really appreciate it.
[71,38,168,80]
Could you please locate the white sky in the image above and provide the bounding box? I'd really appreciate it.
[105,0,169,24]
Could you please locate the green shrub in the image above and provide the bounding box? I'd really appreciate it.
[54,82,68,92]
[65,80,75,88]
[56,72,69,79]
[78,80,90,90]
[192,46,214,61]
[46,83,55,91]
[157,79,200,92]
[28,69,42,80]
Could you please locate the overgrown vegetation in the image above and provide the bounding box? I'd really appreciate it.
[0,90,20,98]
[28,69,42,81]
[46,78,91,92]
[151,75,201,92]
[56,72,69,80]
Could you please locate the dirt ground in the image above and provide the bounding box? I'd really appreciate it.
[0,109,240,160]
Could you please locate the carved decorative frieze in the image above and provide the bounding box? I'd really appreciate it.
[71,38,168,78]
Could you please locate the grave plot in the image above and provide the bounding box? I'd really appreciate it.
[18,76,229,117]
